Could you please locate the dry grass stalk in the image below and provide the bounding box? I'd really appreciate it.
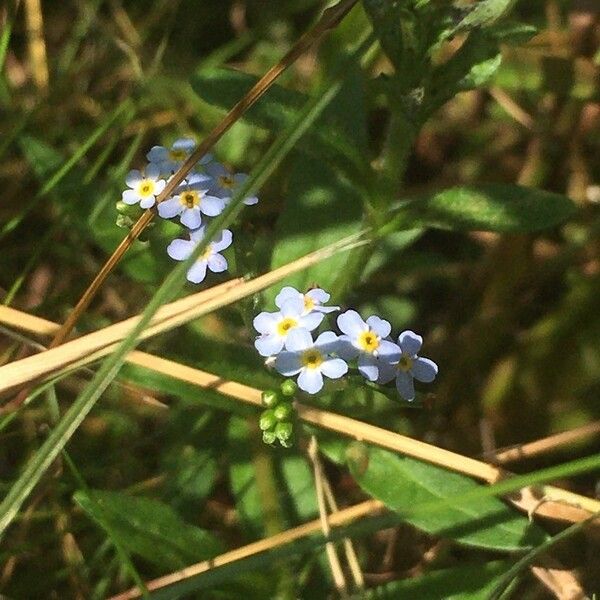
[0,235,363,398]
[24,0,48,92]
[1,306,599,523]
[108,499,385,600]
[487,421,600,464]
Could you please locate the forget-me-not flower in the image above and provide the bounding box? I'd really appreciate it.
[121,165,166,209]
[205,162,258,206]
[147,137,212,176]
[253,296,323,357]
[158,173,225,229]
[275,286,339,316]
[275,329,348,394]
[377,330,438,401]
[167,227,232,284]
[337,310,401,382]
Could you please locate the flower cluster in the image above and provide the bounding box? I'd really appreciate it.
[253,286,438,401]
[119,137,258,284]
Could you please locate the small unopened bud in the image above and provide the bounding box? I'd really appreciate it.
[275,421,293,442]
[262,430,277,445]
[280,379,297,397]
[259,409,277,431]
[273,402,293,422]
[261,390,280,408]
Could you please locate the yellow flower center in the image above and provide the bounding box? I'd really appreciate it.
[301,349,324,369]
[218,174,234,189]
[397,354,413,372]
[357,330,380,353]
[276,317,298,337]
[303,295,315,311]
[138,180,155,197]
[180,190,200,208]
[198,244,213,261]
[169,148,188,161]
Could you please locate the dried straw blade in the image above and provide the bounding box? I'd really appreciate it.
[0,235,365,397]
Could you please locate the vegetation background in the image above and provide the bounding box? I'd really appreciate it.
[0,0,599,598]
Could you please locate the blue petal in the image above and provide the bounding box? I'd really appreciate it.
[255,335,284,357]
[181,208,202,229]
[358,354,379,382]
[366,315,391,338]
[284,328,313,352]
[337,310,366,337]
[275,286,301,309]
[253,312,279,335]
[158,197,182,218]
[395,371,415,401]
[321,358,348,379]
[411,357,438,383]
[187,261,208,284]
[398,330,423,356]
[298,369,324,394]
[275,352,302,376]
[167,239,193,261]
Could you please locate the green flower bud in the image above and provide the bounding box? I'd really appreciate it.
[115,201,141,218]
[280,379,298,397]
[261,389,280,408]
[262,430,277,445]
[116,214,134,229]
[274,421,293,442]
[279,437,294,449]
[273,402,293,422]
[259,409,277,431]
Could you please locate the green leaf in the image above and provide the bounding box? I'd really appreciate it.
[265,154,363,305]
[347,444,548,551]
[18,135,63,179]
[454,0,517,32]
[228,417,318,538]
[401,184,577,233]
[74,490,223,570]
[354,560,513,599]
[190,67,364,172]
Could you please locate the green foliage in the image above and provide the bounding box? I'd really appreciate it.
[191,67,365,173]
[74,490,223,569]
[354,560,512,599]
[398,184,577,233]
[2,1,598,597]
[347,444,548,551]
[266,155,363,303]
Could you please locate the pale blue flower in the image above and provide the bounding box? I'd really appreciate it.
[121,165,166,209]
[336,310,401,382]
[253,296,323,357]
[275,286,339,315]
[158,173,225,229]
[377,330,438,401]
[205,162,258,206]
[167,227,232,284]
[275,329,348,394]
[147,137,212,176]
